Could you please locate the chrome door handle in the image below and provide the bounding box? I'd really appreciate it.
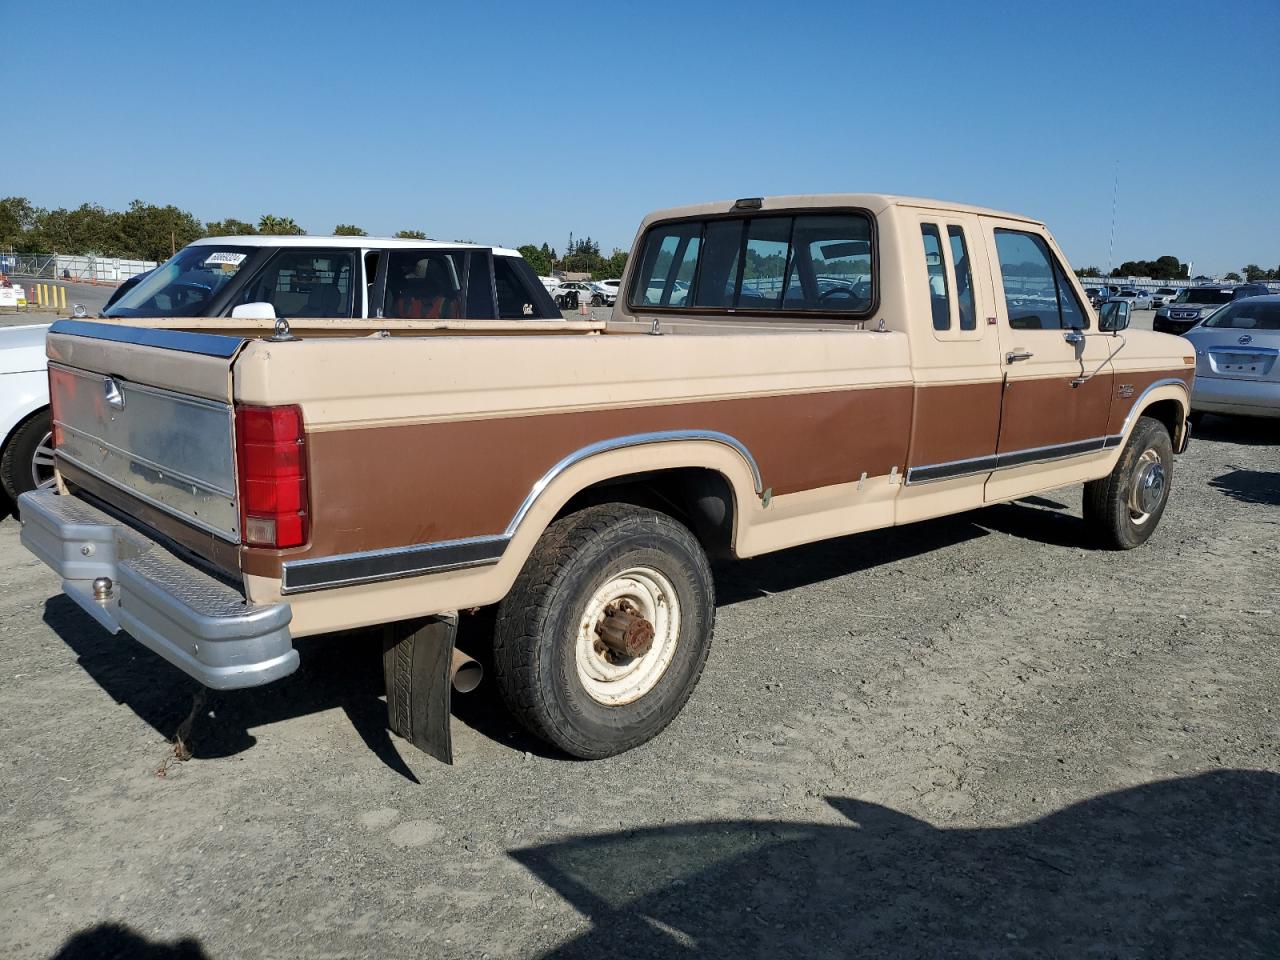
[1005,350,1033,364]
[1063,330,1084,345]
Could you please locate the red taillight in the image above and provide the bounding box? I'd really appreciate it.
[235,404,309,549]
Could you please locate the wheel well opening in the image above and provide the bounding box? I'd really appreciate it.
[555,468,739,559]
[1141,398,1184,442]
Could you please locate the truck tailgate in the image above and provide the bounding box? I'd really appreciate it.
[46,320,248,560]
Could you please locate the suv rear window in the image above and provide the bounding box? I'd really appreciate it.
[1174,288,1233,305]
[629,211,874,317]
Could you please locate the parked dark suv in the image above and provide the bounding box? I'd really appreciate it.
[1153,283,1270,335]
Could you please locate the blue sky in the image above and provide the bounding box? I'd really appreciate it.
[6,0,1278,274]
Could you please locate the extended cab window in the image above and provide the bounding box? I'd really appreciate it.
[238,249,355,318]
[921,224,951,330]
[947,226,977,331]
[994,230,1087,330]
[629,212,873,316]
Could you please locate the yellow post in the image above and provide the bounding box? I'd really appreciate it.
[35,284,44,307]
[59,286,67,311]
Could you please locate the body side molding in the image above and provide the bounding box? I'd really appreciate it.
[280,429,763,594]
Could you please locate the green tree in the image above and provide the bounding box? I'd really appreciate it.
[0,196,40,249]
[1242,264,1267,282]
[594,248,628,280]
[118,199,204,261]
[257,214,304,235]
[1224,271,1242,281]
[206,218,258,236]
[393,229,428,240]
[1074,266,1102,278]
[333,224,366,236]
[518,243,552,275]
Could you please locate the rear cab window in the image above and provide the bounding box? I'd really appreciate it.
[628,210,874,319]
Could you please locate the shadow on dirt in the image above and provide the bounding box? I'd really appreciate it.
[1193,413,1280,447]
[1209,468,1280,507]
[39,596,552,779]
[513,770,1280,959]
[49,922,208,959]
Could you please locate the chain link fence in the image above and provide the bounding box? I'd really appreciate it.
[0,252,157,283]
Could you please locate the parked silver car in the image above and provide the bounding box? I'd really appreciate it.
[1150,286,1181,309]
[1182,294,1280,419]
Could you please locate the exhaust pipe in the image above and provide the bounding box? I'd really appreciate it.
[450,648,483,693]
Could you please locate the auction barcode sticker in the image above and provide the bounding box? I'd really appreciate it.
[204,252,247,266]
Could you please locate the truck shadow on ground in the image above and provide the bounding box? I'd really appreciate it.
[39,500,1102,777]
[513,770,1280,959]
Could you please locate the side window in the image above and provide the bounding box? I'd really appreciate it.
[947,226,977,331]
[382,250,465,319]
[494,255,560,319]
[921,224,951,330]
[630,222,700,306]
[239,250,355,318]
[994,231,1062,330]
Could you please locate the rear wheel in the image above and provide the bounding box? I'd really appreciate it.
[1083,415,1174,549]
[1,408,55,501]
[493,503,715,759]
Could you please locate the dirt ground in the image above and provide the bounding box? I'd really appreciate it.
[1,414,1277,959]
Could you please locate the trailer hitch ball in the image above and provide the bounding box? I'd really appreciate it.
[92,577,114,601]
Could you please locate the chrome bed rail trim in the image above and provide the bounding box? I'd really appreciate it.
[49,318,247,358]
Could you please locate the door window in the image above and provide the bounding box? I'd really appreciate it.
[382,250,466,319]
[239,250,355,317]
[994,230,1087,330]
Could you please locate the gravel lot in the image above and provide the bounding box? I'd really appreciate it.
[1,397,1278,958]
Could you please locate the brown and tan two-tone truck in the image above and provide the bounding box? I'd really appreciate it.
[19,195,1194,762]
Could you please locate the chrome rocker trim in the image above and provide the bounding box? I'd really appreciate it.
[280,430,762,594]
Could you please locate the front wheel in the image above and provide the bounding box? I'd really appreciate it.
[1,408,56,501]
[492,503,715,759]
[1083,415,1174,549]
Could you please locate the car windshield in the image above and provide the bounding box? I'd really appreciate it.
[1201,300,1280,330]
[103,245,257,317]
[1156,288,1177,295]
[1174,288,1233,306]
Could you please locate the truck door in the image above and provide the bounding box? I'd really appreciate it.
[980,218,1115,501]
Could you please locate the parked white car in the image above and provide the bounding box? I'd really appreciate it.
[548,280,594,309]
[589,279,621,306]
[1110,289,1152,310]
[1150,287,1181,309]
[0,323,54,503]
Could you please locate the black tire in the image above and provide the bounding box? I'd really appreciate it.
[591,294,604,307]
[1082,415,1174,550]
[493,503,715,759]
[1,408,54,502]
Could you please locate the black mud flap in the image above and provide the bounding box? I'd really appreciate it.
[382,614,459,764]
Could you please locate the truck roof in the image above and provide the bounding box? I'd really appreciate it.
[638,193,1044,228]
[191,235,523,257]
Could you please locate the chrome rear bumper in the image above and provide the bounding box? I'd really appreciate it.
[18,490,297,689]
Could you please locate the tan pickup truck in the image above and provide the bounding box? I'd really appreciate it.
[19,195,1194,762]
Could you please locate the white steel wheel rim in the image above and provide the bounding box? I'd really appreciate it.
[575,566,680,706]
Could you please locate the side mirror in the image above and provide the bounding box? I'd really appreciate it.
[1099,299,1130,333]
[231,301,277,320]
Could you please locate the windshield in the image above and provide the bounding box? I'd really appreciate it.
[104,245,257,317]
[1174,288,1232,306]
[1201,300,1280,330]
